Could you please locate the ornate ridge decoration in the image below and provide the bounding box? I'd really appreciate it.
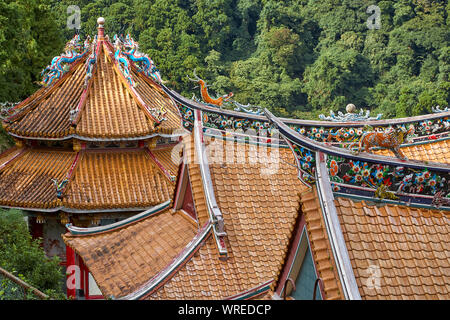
[349,126,414,160]
[202,111,273,135]
[113,34,135,87]
[286,140,316,186]
[121,34,163,84]
[432,105,449,113]
[327,155,449,202]
[179,104,194,131]
[264,108,450,209]
[84,35,98,87]
[290,116,449,146]
[40,35,90,87]
[187,69,264,115]
[0,101,19,121]
[51,178,69,199]
[232,101,263,115]
[187,69,234,107]
[319,104,383,122]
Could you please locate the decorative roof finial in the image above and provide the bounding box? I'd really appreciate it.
[319,103,382,122]
[97,17,105,39]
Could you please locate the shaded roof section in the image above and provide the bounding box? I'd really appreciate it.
[334,197,450,299]
[297,187,344,300]
[0,148,76,209]
[3,31,182,141]
[0,146,177,212]
[62,148,175,210]
[63,208,196,298]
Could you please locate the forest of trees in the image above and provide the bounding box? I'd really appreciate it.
[0,0,449,121]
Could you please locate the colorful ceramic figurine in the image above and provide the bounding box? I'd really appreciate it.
[351,126,414,159]
[40,35,89,87]
[121,34,164,84]
[187,69,233,107]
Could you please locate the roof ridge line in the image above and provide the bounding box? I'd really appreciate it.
[315,152,361,300]
[145,147,176,183]
[265,108,450,171]
[193,109,228,259]
[161,82,450,128]
[65,199,171,236]
[0,147,27,172]
[71,37,101,127]
[103,41,162,127]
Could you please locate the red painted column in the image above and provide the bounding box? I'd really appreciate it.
[66,245,76,299]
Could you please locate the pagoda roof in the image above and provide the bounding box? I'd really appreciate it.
[3,25,182,141]
[0,146,177,212]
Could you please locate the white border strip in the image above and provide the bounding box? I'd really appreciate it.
[315,152,361,300]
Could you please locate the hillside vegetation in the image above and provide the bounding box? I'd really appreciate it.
[0,0,448,125]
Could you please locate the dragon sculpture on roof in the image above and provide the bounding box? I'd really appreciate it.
[121,34,164,84]
[40,35,90,87]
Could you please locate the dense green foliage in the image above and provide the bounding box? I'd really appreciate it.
[0,209,65,299]
[0,0,448,119]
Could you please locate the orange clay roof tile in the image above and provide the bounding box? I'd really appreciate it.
[0,148,76,208]
[6,59,87,138]
[63,209,196,298]
[63,149,174,210]
[374,139,450,164]
[334,197,450,300]
[142,144,306,300]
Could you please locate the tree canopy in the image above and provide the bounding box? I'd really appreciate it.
[0,0,448,119]
[0,209,65,299]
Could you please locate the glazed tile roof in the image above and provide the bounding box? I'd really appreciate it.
[6,59,86,138]
[374,139,450,164]
[131,69,182,134]
[150,145,181,179]
[334,197,450,300]
[63,149,175,210]
[0,148,76,209]
[4,42,181,140]
[147,145,307,299]
[63,209,196,298]
[298,187,344,300]
[75,45,156,139]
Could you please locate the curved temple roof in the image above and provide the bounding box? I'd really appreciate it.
[2,26,183,141]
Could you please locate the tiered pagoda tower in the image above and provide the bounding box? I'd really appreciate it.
[0,18,184,262]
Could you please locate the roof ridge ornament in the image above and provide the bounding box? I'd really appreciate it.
[432,105,449,113]
[187,69,233,107]
[40,34,89,87]
[231,101,263,115]
[113,34,135,87]
[319,104,382,122]
[121,34,164,84]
